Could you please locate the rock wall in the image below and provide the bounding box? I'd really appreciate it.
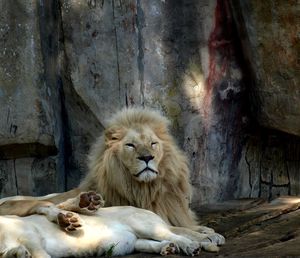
[0,0,299,205]
[231,0,300,137]
[231,0,300,201]
[0,1,62,196]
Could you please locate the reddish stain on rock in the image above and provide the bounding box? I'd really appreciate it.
[204,0,233,116]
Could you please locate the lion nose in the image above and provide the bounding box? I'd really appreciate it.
[137,155,154,164]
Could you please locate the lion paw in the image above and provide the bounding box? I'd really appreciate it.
[181,241,201,256]
[3,245,32,258]
[160,242,179,256]
[57,211,82,232]
[79,191,104,212]
[201,233,225,246]
[189,245,201,256]
[200,242,220,253]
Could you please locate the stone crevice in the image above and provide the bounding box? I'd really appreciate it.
[245,144,253,197]
[112,0,122,105]
[13,159,18,195]
[136,0,145,107]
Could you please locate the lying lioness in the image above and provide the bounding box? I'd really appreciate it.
[0,192,225,258]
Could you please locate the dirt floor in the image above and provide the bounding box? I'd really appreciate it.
[116,196,300,257]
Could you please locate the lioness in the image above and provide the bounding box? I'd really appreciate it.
[0,192,225,258]
[0,108,198,230]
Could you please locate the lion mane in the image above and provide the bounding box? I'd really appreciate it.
[80,107,198,229]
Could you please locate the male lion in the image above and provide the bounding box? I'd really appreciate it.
[0,192,225,258]
[0,108,199,230]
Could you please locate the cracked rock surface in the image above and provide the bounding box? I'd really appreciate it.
[0,1,299,206]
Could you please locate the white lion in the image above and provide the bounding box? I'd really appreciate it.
[0,192,225,258]
[0,108,199,230]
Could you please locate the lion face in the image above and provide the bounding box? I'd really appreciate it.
[113,126,164,183]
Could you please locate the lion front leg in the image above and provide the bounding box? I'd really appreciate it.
[170,226,225,253]
[135,223,200,256]
[134,240,179,256]
[168,235,201,256]
[0,188,81,217]
[36,192,103,232]
[36,205,82,232]
[56,191,105,214]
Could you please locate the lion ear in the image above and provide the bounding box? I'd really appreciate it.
[105,126,125,144]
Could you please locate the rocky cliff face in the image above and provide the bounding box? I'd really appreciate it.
[0,0,299,205]
[231,0,300,201]
[232,0,300,137]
